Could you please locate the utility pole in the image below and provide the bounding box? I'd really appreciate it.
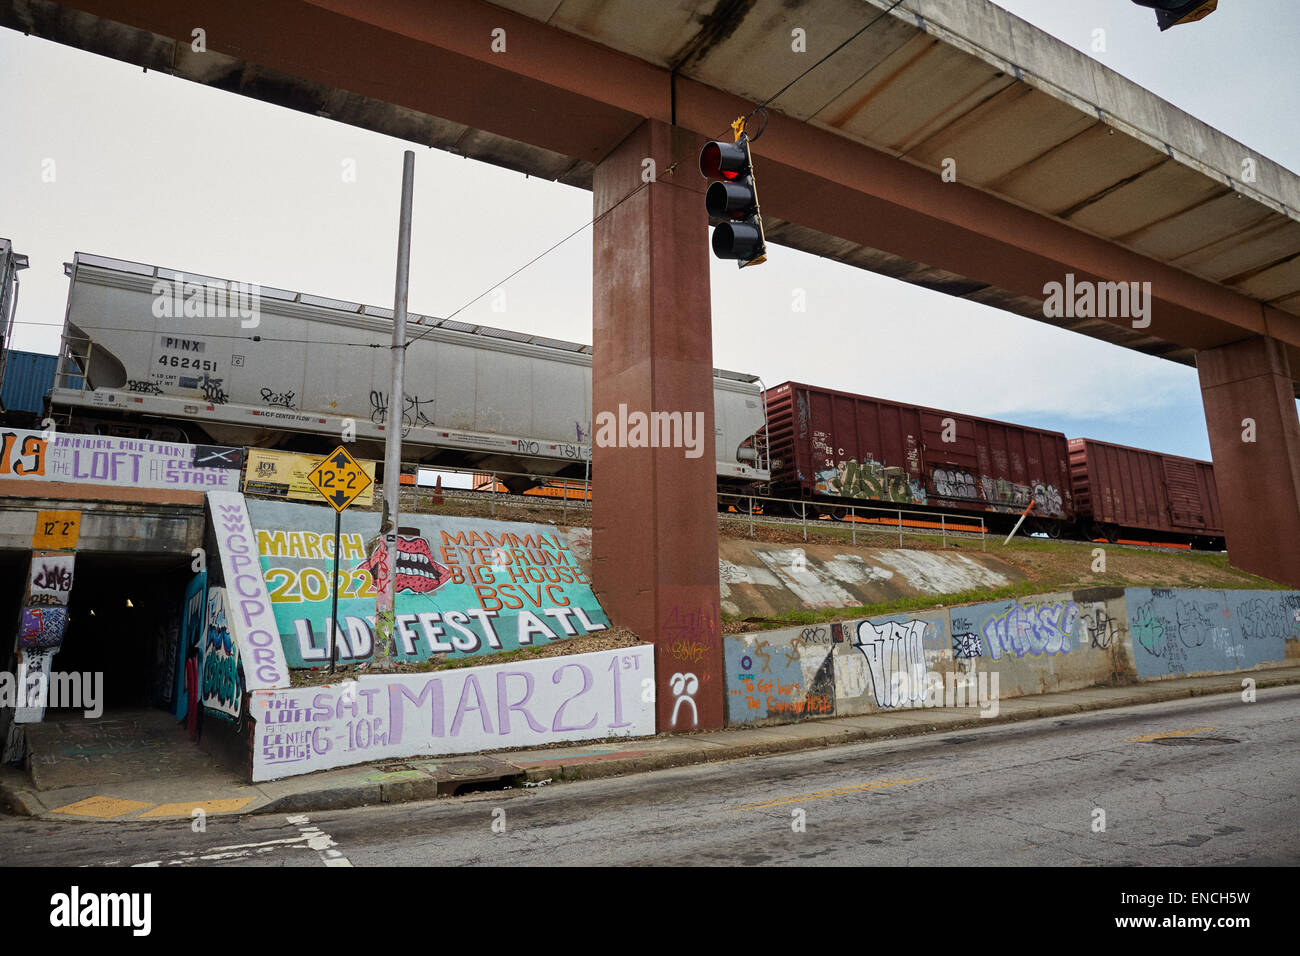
[372,149,415,668]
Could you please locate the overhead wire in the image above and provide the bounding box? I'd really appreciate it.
[406,0,911,348]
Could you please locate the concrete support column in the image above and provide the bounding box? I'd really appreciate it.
[1197,335,1300,587]
[592,119,723,731]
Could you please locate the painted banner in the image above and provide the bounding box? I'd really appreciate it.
[207,491,289,689]
[251,644,655,780]
[245,499,611,667]
[244,448,377,506]
[0,428,240,490]
[201,588,244,720]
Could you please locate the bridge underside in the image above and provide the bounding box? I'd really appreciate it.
[5,0,1300,703]
[4,0,1299,380]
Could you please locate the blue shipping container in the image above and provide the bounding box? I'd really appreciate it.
[1,349,78,415]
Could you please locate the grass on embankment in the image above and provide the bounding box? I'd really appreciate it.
[375,486,1288,636]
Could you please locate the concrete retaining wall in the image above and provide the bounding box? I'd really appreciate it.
[724,587,1300,727]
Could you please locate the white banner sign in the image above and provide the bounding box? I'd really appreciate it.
[251,644,655,781]
[0,428,240,490]
[207,491,288,690]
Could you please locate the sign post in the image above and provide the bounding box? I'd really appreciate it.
[306,446,373,674]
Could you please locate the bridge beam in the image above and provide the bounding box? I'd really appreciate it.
[1197,335,1300,587]
[591,119,723,732]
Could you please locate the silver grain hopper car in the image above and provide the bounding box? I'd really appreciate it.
[48,254,769,489]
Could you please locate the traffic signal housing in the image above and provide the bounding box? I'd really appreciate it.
[700,134,767,268]
[1129,0,1218,31]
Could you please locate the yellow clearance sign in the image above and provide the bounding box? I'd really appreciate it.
[244,449,376,507]
[306,446,374,513]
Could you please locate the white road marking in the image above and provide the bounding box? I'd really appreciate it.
[127,820,353,867]
[286,814,354,867]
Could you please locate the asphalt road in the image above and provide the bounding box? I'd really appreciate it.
[3,686,1297,866]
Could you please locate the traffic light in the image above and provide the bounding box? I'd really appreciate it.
[1130,0,1218,31]
[700,125,767,268]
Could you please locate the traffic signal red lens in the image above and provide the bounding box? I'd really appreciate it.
[700,141,745,181]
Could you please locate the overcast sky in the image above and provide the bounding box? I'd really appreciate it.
[2,0,1297,461]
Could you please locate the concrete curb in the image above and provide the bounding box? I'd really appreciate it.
[257,783,385,816]
[4,673,1296,821]
[516,673,1300,786]
[0,779,38,817]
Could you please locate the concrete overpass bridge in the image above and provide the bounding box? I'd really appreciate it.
[5,0,1299,729]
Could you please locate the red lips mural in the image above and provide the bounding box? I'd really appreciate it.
[360,528,453,595]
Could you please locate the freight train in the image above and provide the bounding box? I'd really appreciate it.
[0,251,1225,549]
[761,381,1225,549]
[35,253,770,493]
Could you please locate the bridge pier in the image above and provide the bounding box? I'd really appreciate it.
[1198,335,1300,587]
[591,119,724,732]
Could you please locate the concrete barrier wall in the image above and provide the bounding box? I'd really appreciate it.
[1128,588,1300,680]
[249,644,656,781]
[724,587,1299,727]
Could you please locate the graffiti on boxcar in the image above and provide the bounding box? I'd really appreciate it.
[818,459,927,505]
[260,387,297,409]
[980,476,1030,510]
[1033,483,1064,516]
[369,390,436,435]
[932,467,979,501]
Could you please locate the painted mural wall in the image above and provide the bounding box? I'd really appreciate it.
[201,588,244,721]
[723,587,1299,727]
[244,498,610,668]
[1127,588,1300,679]
[251,644,655,781]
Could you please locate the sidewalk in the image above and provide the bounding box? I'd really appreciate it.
[4,665,1297,822]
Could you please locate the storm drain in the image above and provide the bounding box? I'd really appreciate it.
[430,758,526,796]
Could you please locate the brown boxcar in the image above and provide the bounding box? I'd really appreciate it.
[1068,438,1223,546]
[763,382,1074,528]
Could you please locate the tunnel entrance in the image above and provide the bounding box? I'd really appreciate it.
[48,554,194,716]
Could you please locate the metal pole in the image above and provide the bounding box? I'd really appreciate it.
[801,502,807,542]
[941,514,946,549]
[981,516,986,551]
[328,508,341,674]
[851,506,856,546]
[1003,501,1035,546]
[898,510,903,548]
[748,497,754,538]
[374,149,415,668]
